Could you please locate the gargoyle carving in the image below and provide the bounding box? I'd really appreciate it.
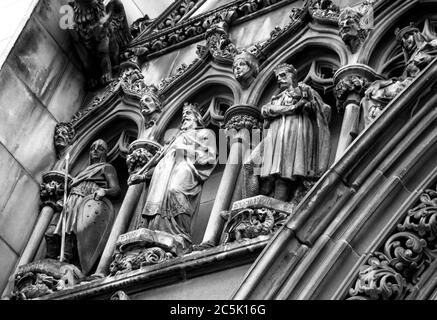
[70,0,132,89]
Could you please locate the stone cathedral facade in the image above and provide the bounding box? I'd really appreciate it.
[1,0,437,300]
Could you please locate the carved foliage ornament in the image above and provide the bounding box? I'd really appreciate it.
[348,186,437,300]
[335,75,369,111]
[225,114,260,131]
[205,8,238,60]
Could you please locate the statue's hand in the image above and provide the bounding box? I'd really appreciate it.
[93,188,106,201]
[128,174,145,186]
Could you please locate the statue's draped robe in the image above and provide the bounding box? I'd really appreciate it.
[140,128,217,248]
[247,83,331,181]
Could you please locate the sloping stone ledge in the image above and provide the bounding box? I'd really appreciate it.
[37,237,269,300]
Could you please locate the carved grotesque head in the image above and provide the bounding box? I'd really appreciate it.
[140,85,162,117]
[274,63,297,90]
[338,8,363,43]
[181,103,205,131]
[54,123,75,154]
[233,51,259,89]
[89,139,108,164]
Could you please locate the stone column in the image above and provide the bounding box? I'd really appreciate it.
[200,105,261,247]
[334,65,381,160]
[94,139,161,276]
[1,171,69,298]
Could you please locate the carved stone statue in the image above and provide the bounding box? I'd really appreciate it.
[338,7,368,53]
[243,63,331,203]
[140,85,162,129]
[361,23,437,126]
[45,139,121,274]
[232,50,259,89]
[129,103,218,250]
[70,0,132,88]
[54,122,75,156]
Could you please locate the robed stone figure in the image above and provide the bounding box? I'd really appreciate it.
[244,63,331,203]
[130,103,218,250]
[45,139,121,274]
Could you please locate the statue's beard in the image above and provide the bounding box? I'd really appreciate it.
[181,119,197,131]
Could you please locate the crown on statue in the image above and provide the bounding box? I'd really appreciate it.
[274,63,297,76]
[395,22,419,41]
[183,102,201,115]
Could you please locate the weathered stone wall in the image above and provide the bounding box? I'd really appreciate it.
[0,0,86,292]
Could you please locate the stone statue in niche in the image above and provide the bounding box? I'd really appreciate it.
[361,23,437,127]
[232,50,260,89]
[45,139,121,275]
[243,63,331,204]
[54,122,76,157]
[129,103,218,251]
[70,0,132,88]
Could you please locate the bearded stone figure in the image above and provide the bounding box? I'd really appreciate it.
[243,63,331,204]
[232,51,259,89]
[361,23,437,127]
[129,104,218,250]
[45,139,121,274]
[70,0,132,88]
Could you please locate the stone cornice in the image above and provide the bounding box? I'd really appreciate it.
[126,0,299,61]
[36,238,268,300]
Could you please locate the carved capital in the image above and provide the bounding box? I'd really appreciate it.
[40,171,73,211]
[126,140,162,175]
[334,75,368,111]
[333,64,382,112]
[224,105,261,131]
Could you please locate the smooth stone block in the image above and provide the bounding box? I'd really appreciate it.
[8,16,68,105]
[0,63,57,180]
[0,238,18,293]
[47,61,86,122]
[0,172,40,254]
[0,144,25,213]
[34,0,72,53]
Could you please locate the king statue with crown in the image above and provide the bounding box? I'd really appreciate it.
[128,103,218,252]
